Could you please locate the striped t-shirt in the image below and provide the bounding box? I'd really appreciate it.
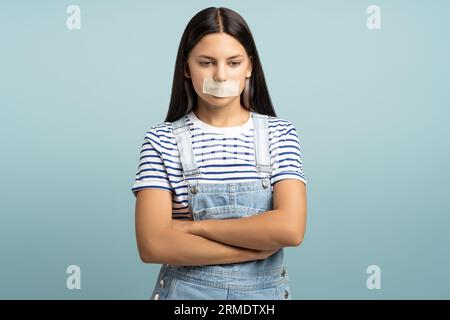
[131,110,307,219]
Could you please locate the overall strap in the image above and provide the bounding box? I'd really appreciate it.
[251,112,272,185]
[171,115,200,186]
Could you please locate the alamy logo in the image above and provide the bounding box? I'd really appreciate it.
[366,5,381,30]
[66,265,81,290]
[366,265,382,290]
[66,5,81,30]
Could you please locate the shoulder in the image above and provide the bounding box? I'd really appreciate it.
[142,121,174,151]
[268,115,292,128]
[144,121,173,139]
[267,115,299,137]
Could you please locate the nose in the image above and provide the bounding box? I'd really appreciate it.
[214,61,227,82]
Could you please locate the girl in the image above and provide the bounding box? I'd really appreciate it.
[132,7,307,300]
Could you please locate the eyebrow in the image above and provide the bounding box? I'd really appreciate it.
[196,54,244,60]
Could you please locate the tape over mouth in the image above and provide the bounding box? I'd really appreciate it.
[202,77,240,97]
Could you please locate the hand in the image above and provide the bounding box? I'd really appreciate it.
[171,219,195,234]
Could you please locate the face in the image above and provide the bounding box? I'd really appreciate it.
[185,32,253,107]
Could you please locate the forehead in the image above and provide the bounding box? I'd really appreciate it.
[190,32,247,58]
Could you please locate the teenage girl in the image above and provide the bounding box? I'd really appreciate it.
[132,7,307,300]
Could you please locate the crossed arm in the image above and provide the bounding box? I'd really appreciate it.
[135,179,307,266]
[172,179,307,250]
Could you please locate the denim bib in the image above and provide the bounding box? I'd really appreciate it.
[150,111,291,300]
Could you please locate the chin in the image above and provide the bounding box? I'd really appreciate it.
[205,95,236,105]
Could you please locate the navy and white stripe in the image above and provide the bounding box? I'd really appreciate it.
[131,111,307,218]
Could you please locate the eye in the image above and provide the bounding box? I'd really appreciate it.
[199,61,213,67]
[229,61,241,67]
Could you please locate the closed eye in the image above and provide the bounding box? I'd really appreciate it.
[199,61,213,67]
[199,61,242,67]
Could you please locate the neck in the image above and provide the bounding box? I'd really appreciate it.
[194,99,250,127]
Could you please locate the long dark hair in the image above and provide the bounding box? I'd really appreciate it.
[164,7,277,123]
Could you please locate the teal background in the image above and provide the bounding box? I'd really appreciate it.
[1,0,449,299]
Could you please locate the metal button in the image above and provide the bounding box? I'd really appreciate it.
[283,290,289,299]
[281,269,286,277]
[262,179,269,189]
[159,279,165,288]
[191,186,198,194]
[153,293,160,300]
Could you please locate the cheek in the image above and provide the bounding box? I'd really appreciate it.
[190,75,206,95]
[187,63,206,90]
[231,68,249,87]
[235,76,247,94]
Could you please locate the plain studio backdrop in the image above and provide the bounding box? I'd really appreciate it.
[0,0,449,299]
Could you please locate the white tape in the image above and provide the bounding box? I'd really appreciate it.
[202,76,240,97]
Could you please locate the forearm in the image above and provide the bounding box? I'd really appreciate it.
[191,209,298,250]
[143,227,261,266]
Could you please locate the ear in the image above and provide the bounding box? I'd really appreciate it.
[184,63,191,78]
[246,56,253,78]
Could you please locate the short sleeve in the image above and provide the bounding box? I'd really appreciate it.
[271,121,307,187]
[131,129,173,198]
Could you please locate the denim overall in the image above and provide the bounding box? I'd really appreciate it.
[150,111,291,300]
